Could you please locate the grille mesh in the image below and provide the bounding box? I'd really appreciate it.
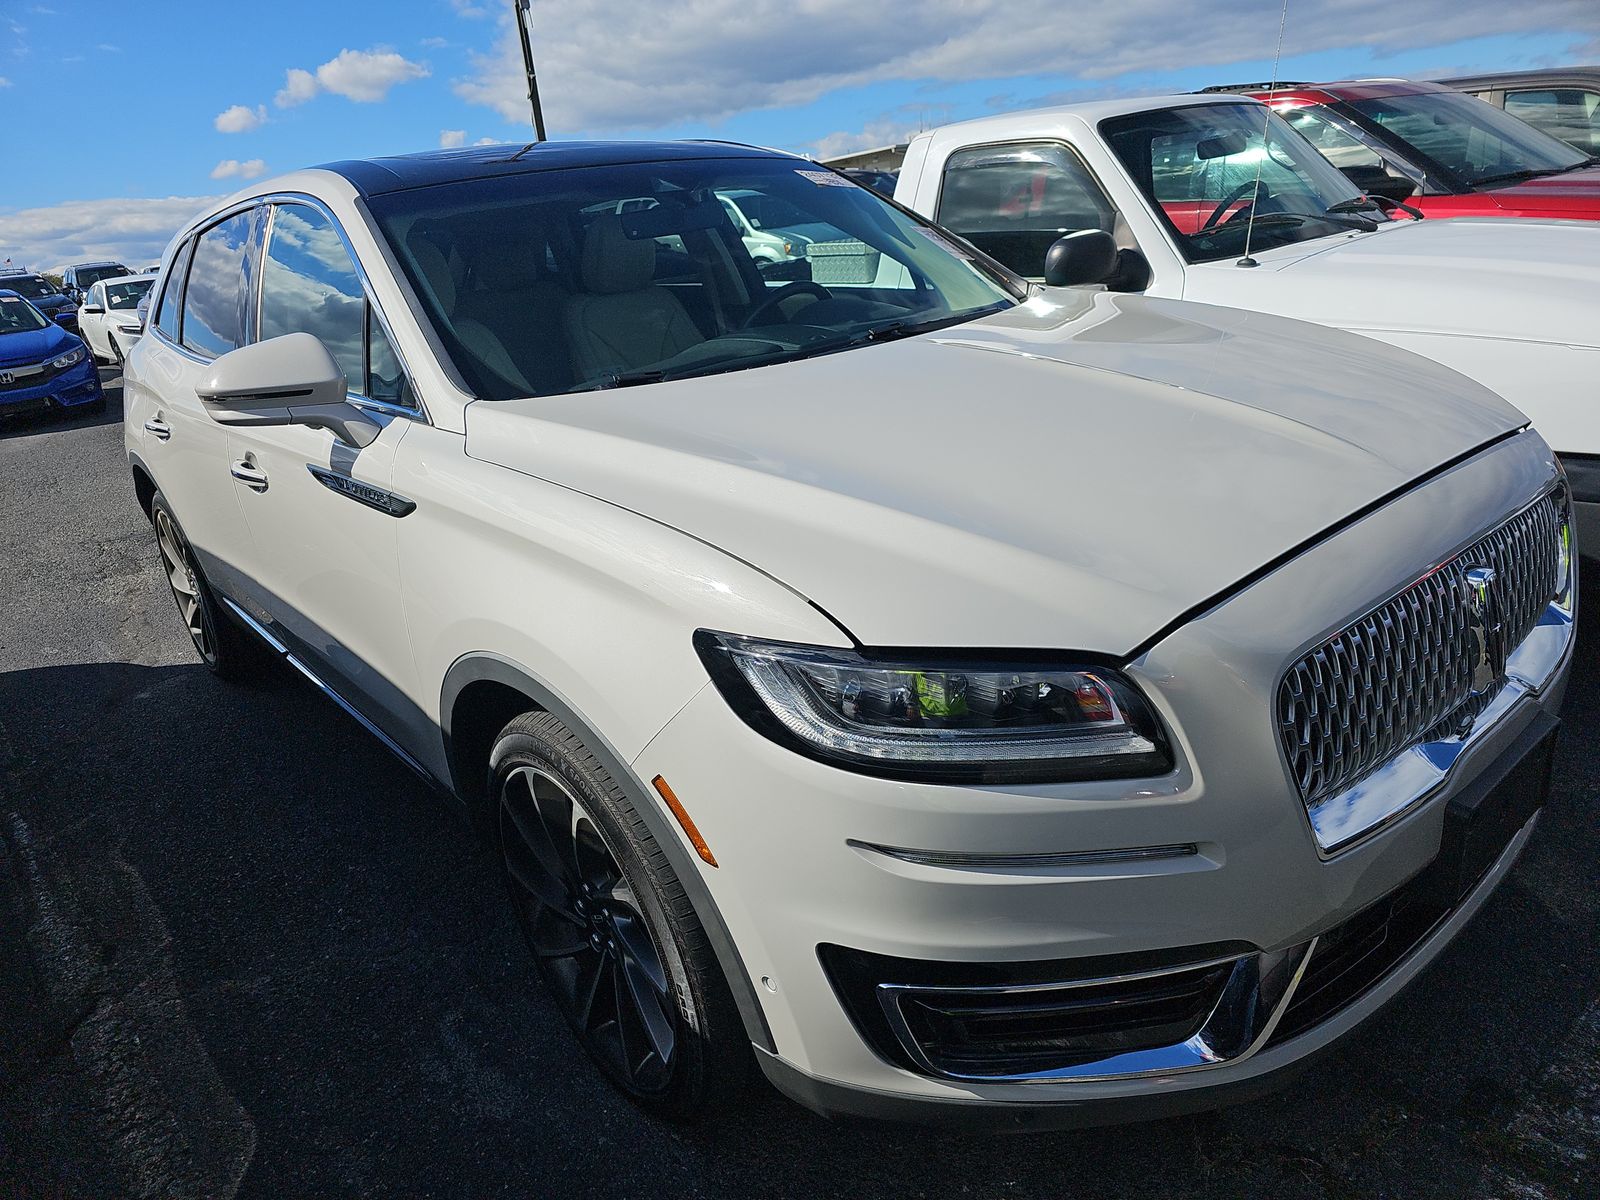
[1278,493,1562,811]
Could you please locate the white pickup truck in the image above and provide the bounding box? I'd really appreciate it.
[893,93,1600,553]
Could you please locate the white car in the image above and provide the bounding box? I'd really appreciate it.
[124,142,1575,1126]
[893,94,1600,556]
[77,272,156,363]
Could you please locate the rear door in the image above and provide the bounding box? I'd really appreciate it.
[126,213,260,600]
[221,199,424,743]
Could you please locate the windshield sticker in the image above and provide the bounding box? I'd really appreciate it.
[796,169,855,187]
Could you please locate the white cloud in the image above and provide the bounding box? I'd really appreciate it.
[96,42,120,52]
[420,36,449,49]
[439,129,467,148]
[451,0,489,17]
[474,136,498,145]
[314,47,429,102]
[214,103,267,133]
[0,195,219,274]
[0,77,10,87]
[275,66,318,108]
[210,158,268,180]
[455,0,1600,133]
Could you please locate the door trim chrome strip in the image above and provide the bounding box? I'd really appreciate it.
[218,595,431,780]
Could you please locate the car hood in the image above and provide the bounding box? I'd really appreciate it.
[1487,165,1600,215]
[0,321,75,368]
[1183,217,1600,349]
[31,293,69,310]
[465,293,1522,654]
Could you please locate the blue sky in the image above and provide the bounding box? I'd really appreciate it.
[2,0,1597,268]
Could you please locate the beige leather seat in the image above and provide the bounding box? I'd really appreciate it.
[408,228,540,397]
[564,215,704,381]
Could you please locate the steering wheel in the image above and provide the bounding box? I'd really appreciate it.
[740,280,832,330]
[1200,179,1269,232]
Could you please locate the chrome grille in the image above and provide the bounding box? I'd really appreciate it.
[1278,492,1563,811]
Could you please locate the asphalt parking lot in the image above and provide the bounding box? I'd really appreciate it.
[1,370,1597,1200]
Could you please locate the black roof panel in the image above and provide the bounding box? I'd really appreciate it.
[317,140,798,197]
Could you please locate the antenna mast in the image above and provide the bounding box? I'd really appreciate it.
[1238,0,1290,268]
[514,0,548,142]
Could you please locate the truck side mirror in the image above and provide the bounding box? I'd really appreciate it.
[1043,230,1120,288]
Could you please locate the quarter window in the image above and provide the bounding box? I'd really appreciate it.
[181,211,256,357]
[259,204,411,406]
[936,142,1117,278]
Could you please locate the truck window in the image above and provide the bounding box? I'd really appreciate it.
[935,142,1116,279]
[1280,109,1384,170]
[1503,88,1600,156]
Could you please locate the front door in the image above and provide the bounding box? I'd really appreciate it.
[220,200,426,746]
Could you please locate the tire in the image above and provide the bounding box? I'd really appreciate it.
[490,710,749,1119]
[148,491,257,679]
[109,335,125,367]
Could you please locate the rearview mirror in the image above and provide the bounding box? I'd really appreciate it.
[196,332,379,448]
[1043,230,1120,288]
[82,304,104,315]
[1196,130,1251,160]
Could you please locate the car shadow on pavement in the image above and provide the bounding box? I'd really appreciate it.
[1,579,1596,1199]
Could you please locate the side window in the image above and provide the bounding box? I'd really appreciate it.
[153,239,192,343]
[936,142,1116,278]
[259,204,413,407]
[1281,108,1384,169]
[1504,88,1600,156]
[181,211,255,358]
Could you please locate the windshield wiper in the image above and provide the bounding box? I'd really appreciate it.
[1543,155,1600,176]
[1469,167,1558,188]
[569,368,668,392]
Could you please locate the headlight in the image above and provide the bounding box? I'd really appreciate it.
[695,631,1173,784]
[50,346,86,370]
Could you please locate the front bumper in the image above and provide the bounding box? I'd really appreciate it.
[0,356,102,416]
[632,431,1572,1122]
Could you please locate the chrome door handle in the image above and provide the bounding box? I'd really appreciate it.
[229,460,269,492]
[143,417,171,441]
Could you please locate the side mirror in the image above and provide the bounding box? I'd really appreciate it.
[196,332,379,448]
[82,304,105,315]
[1042,229,1120,288]
[1338,164,1415,204]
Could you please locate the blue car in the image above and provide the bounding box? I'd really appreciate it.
[0,289,104,419]
[0,270,81,332]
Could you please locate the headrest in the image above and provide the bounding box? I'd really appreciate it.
[408,231,457,313]
[581,214,657,295]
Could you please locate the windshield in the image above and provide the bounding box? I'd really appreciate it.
[0,275,55,300]
[74,264,130,288]
[0,293,50,334]
[368,155,1022,399]
[1347,89,1588,187]
[104,279,152,310]
[1102,102,1379,264]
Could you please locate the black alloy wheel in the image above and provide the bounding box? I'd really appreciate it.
[499,763,680,1097]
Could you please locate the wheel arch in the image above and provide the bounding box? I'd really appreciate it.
[128,451,157,520]
[440,651,776,1053]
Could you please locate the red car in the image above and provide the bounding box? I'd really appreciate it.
[1204,78,1600,220]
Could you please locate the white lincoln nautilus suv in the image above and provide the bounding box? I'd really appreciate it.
[122,141,1577,1126]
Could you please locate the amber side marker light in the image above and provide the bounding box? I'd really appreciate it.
[652,775,718,867]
